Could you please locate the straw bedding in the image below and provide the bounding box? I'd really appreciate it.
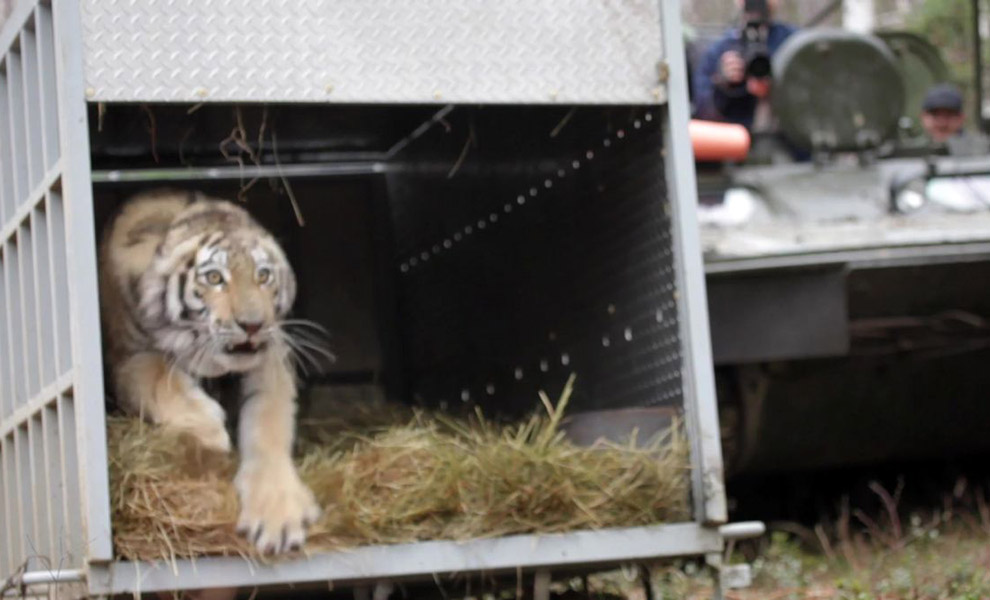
[108,376,691,561]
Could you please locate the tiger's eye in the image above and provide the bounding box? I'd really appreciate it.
[257,268,272,284]
[205,270,224,286]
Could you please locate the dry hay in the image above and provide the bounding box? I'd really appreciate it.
[108,375,691,562]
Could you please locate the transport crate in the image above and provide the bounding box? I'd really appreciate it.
[0,1,755,597]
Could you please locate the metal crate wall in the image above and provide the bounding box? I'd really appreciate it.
[0,0,111,587]
[386,106,684,416]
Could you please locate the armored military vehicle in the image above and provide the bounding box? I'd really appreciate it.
[695,25,990,478]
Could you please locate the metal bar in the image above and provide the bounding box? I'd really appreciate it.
[658,0,727,526]
[0,60,13,224]
[90,161,385,184]
[30,208,54,385]
[0,247,8,420]
[44,190,70,376]
[0,435,11,577]
[38,407,57,573]
[3,239,25,410]
[26,416,46,564]
[6,48,28,205]
[35,2,58,172]
[89,523,723,595]
[0,567,84,592]
[41,404,66,575]
[12,426,29,567]
[52,0,113,563]
[16,225,40,398]
[56,394,82,568]
[20,23,44,191]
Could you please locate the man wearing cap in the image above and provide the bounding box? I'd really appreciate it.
[920,83,989,156]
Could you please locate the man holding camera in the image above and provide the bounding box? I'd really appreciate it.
[693,0,798,132]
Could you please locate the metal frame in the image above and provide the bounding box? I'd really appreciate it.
[53,0,113,564]
[88,523,722,594]
[0,0,751,595]
[658,0,728,526]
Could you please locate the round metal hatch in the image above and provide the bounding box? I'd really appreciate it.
[771,28,906,152]
[875,30,952,139]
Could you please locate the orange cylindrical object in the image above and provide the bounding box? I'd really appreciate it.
[688,119,751,161]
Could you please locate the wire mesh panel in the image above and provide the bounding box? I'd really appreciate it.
[0,0,110,583]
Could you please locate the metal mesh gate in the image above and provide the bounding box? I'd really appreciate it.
[0,0,110,584]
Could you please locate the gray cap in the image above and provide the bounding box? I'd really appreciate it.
[922,83,963,112]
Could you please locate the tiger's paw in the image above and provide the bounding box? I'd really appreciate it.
[161,392,232,454]
[234,458,320,554]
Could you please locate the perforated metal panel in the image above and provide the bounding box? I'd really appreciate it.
[0,0,111,585]
[384,106,682,416]
[79,0,666,105]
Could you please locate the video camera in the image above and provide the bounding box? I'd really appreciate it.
[741,0,772,79]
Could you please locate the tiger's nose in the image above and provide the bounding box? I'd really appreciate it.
[237,320,264,336]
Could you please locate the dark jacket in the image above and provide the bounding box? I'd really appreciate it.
[692,22,799,129]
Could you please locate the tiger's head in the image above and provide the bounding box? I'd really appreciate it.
[137,198,297,376]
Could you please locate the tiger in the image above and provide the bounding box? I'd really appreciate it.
[98,188,320,554]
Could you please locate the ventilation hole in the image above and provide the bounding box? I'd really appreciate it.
[486,383,495,395]
[517,194,526,205]
[400,263,409,273]
[557,169,566,178]
[616,130,626,139]
[540,359,549,373]
[432,245,440,254]
[465,225,474,235]
[634,120,642,129]
[548,331,557,341]
[655,309,664,323]
[461,389,470,402]
[478,220,487,230]
[529,187,538,197]
[504,204,512,213]
[544,179,553,189]
[439,400,449,410]
[443,239,452,249]
[624,327,633,342]
[603,139,612,147]
[572,160,580,169]
[602,335,611,348]
[645,112,653,121]
[454,232,463,241]
[514,367,524,380]
[410,257,419,266]
[586,150,595,160]
[561,353,570,366]
[421,252,430,261]
[607,304,616,315]
[489,213,498,223]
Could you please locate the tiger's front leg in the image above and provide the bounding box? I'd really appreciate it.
[234,342,320,554]
[114,352,232,453]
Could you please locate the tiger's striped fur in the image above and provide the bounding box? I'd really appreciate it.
[98,188,320,554]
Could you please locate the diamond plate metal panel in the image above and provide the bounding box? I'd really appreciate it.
[80,0,666,104]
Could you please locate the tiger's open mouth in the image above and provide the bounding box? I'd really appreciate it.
[225,341,265,354]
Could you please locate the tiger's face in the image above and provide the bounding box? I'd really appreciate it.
[138,213,297,377]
